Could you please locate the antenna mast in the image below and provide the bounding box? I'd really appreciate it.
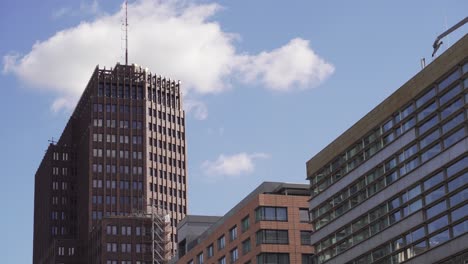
[125,0,128,65]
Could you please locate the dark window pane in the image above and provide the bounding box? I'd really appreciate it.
[426,200,446,219]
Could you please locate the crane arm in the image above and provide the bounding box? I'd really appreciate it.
[432,16,468,57]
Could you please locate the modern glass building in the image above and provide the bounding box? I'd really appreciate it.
[306,35,468,264]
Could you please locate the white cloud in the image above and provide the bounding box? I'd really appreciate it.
[238,38,335,91]
[52,7,72,19]
[201,152,269,178]
[3,0,334,112]
[184,99,208,120]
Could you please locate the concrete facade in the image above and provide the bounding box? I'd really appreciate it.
[33,63,187,263]
[175,182,314,264]
[307,35,468,264]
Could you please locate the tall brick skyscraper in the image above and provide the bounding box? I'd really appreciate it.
[33,63,188,263]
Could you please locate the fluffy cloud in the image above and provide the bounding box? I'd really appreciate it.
[184,99,208,120]
[238,38,335,91]
[201,152,269,178]
[3,0,334,112]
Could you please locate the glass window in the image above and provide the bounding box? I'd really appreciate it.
[230,248,238,263]
[429,229,450,248]
[242,239,251,255]
[440,84,462,106]
[401,104,415,120]
[428,215,449,234]
[256,207,288,221]
[299,208,310,223]
[421,143,441,163]
[405,157,420,173]
[424,172,444,190]
[452,220,468,237]
[442,112,464,134]
[426,200,446,219]
[256,229,289,245]
[419,115,439,135]
[418,101,437,121]
[257,253,290,264]
[300,231,312,245]
[353,229,369,244]
[383,119,394,133]
[441,98,463,119]
[451,203,468,222]
[241,216,250,232]
[383,132,395,145]
[448,172,468,192]
[439,70,460,91]
[411,226,425,241]
[444,127,465,148]
[229,226,237,241]
[302,254,314,264]
[197,252,204,264]
[372,244,390,260]
[425,186,445,205]
[420,129,441,149]
[393,237,405,250]
[408,185,421,200]
[218,235,225,250]
[402,117,416,132]
[218,256,226,264]
[207,244,214,258]
[450,191,468,208]
[412,241,428,257]
[416,87,436,108]
[447,157,468,178]
[409,199,422,213]
[388,197,401,211]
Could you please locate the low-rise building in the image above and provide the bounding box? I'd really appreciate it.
[175,182,314,264]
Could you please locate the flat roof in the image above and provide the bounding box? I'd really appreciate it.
[179,181,309,249]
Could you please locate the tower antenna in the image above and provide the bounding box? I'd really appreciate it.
[125,0,128,65]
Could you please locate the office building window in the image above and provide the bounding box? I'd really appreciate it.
[255,207,288,221]
[218,235,225,250]
[257,253,290,264]
[242,238,251,255]
[230,248,238,263]
[241,216,250,232]
[299,208,310,223]
[207,244,214,258]
[256,230,289,245]
[300,231,312,245]
[218,256,226,264]
[230,225,238,241]
[197,252,204,264]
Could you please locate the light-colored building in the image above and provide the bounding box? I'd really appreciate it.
[307,35,468,264]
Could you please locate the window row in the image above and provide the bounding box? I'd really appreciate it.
[149,138,186,153]
[97,83,144,100]
[310,67,465,195]
[347,218,468,264]
[148,169,186,183]
[312,122,466,228]
[148,108,184,126]
[147,87,180,108]
[92,119,143,129]
[52,152,69,161]
[149,154,185,168]
[148,184,186,198]
[52,167,68,176]
[92,165,144,175]
[315,157,467,261]
[148,199,186,214]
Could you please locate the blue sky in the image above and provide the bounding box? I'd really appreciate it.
[0,0,466,262]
